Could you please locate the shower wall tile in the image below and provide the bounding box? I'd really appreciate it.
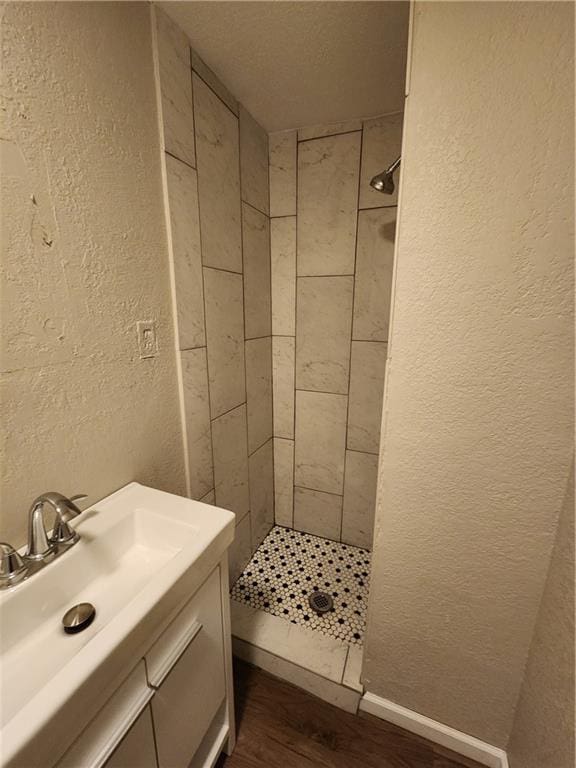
[155,7,195,167]
[240,106,269,215]
[242,203,271,339]
[229,512,252,585]
[296,276,353,394]
[272,336,295,438]
[271,217,296,336]
[245,337,273,455]
[359,112,403,209]
[180,348,213,499]
[297,132,361,276]
[269,130,297,217]
[249,439,274,549]
[295,390,348,494]
[212,403,250,519]
[165,154,205,349]
[293,486,343,541]
[193,73,242,272]
[298,119,362,142]
[347,342,387,454]
[353,208,396,342]
[203,268,246,418]
[191,49,239,116]
[274,438,294,527]
[342,450,378,549]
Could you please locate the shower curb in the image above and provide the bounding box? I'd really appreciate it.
[359,692,509,768]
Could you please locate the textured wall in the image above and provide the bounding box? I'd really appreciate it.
[0,2,187,546]
[508,464,574,767]
[269,115,402,548]
[153,8,274,584]
[364,1,574,747]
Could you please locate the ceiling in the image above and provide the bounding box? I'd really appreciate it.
[161,1,410,132]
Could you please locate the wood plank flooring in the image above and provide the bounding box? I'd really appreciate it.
[217,660,485,768]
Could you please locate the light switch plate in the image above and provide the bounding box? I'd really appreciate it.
[137,320,158,359]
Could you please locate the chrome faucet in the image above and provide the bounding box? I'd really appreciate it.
[0,492,88,590]
[26,492,87,560]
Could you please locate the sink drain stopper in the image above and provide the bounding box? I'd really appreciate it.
[62,602,96,634]
[308,590,333,615]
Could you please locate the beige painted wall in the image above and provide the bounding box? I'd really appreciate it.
[0,2,187,547]
[508,463,574,767]
[364,0,574,748]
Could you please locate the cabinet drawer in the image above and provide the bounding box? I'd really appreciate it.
[56,662,155,768]
[147,568,226,768]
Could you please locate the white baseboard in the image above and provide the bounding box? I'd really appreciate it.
[360,691,509,768]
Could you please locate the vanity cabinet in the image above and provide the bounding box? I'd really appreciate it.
[54,562,234,768]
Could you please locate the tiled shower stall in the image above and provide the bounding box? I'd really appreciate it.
[153,7,401,589]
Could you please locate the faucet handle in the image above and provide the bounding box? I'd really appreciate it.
[50,493,87,544]
[0,543,27,589]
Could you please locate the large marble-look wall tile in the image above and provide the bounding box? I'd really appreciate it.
[298,120,362,141]
[274,438,294,527]
[212,403,250,518]
[180,348,213,499]
[229,512,252,585]
[245,336,273,454]
[296,276,353,394]
[191,50,239,116]
[203,268,246,418]
[353,208,396,342]
[359,112,403,209]
[193,74,242,272]
[240,106,269,215]
[293,486,342,541]
[242,203,271,339]
[269,130,296,217]
[155,7,195,167]
[165,154,205,349]
[342,450,378,549]
[347,342,387,454]
[295,390,347,494]
[272,336,295,439]
[297,132,361,276]
[271,217,296,336]
[249,439,274,549]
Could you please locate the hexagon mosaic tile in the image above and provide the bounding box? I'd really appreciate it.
[230,525,371,646]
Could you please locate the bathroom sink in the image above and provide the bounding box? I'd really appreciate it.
[0,482,235,767]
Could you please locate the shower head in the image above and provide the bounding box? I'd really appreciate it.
[370,156,401,195]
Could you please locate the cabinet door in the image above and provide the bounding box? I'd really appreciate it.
[148,569,225,768]
[105,706,157,768]
[55,662,157,768]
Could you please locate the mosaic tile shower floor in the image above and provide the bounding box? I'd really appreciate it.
[230,525,372,646]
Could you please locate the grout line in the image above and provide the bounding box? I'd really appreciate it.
[241,197,269,219]
[295,387,348,397]
[358,204,398,212]
[297,273,355,279]
[191,64,239,121]
[291,132,298,530]
[246,333,274,343]
[271,333,296,339]
[248,435,274,459]
[164,148,196,172]
[341,121,364,542]
[297,128,362,144]
[211,401,247,424]
[294,484,344,499]
[238,115,255,554]
[203,264,243,277]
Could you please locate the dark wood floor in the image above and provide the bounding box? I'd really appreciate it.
[217,660,484,768]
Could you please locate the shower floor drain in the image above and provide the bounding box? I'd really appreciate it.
[308,591,333,615]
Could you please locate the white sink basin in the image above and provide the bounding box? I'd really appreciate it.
[0,483,234,767]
